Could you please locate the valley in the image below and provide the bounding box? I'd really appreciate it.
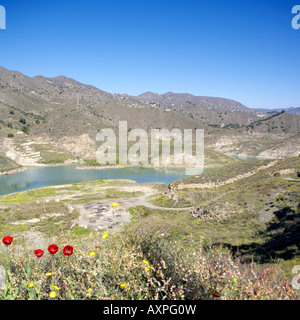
[0,66,299,174]
[0,66,299,300]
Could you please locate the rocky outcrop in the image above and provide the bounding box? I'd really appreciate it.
[54,134,96,159]
[2,138,43,166]
[257,145,300,159]
[190,206,229,221]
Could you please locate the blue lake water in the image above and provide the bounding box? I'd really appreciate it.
[0,165,188,196]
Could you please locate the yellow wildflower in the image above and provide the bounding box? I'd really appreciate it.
[102,233,108,239]
[145,267,150,272]
[142,260,149,265]
[55,286,61,291]
[88,288,92,293]
[120,283,127,288]
[28,283,34,288]
[90,252,95,256]
[49,291,56,299]
[111,202,119,208]
[45,273,52,277]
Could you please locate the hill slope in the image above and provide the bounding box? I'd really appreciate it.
[127,91,268,126]
[0,66,299,170]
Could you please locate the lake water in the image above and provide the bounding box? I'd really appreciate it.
[0,165,188,196]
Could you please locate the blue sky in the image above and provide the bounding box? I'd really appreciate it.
[0,0,299,109]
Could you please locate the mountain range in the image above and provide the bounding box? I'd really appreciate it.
[0,66,299,172]
[259,107,300,115]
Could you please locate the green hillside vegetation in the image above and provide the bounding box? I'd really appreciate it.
[172,158,272,185]
[0,177,298,299]
[243,112,300,136]
[163,101,261,126]
[0,155,20,173]
[161,157,300,273]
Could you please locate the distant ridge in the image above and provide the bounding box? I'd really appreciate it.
[0,66,114,105]
[133,91,250,112]
[258,107,300,116]
[121,91,268,126]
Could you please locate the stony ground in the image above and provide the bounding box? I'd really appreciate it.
[0,180,191,245]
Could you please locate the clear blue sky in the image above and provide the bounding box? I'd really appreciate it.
[0,0,299,109]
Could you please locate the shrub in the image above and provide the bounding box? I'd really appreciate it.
[21,126,29,135]
[0,230,297,300]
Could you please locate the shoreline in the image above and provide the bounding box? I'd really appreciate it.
[0,162,233,176]
[0,167,28,176]
[0,155,263,176]
[76,164,138,170]
[75,163,219,170]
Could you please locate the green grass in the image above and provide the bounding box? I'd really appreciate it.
[203,147,239,167]
[32,144,74,164]
[0,187,59,204]
[0,200,79,237]
[71,189,143,204]
[0,155,20,173]
[70,226,95,237]
[173,158,272,186]
[127,205,263,248]
[0,157,299,294]
[163,156,300,266]
[0,180,152,239]
[150,193,193,208]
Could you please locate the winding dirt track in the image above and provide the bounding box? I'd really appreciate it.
[172,160,279,190]
[128,186,192,211]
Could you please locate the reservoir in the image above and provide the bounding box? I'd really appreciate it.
[0,165,188,196]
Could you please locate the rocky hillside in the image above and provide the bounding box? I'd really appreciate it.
[286,107,300,115]
[164,157,300,264]
[126,91,268,126]
[0,66,116,105]
[259,107,300,116]
[0,66,299,170]
[242,111,300,137]
[134,91,249,111]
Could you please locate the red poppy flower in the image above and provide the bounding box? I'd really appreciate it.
[212,291,221,298]
[2,236,13,245]
[34,249,44,258]
[63,245,73,256]
[48,244,59,255]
